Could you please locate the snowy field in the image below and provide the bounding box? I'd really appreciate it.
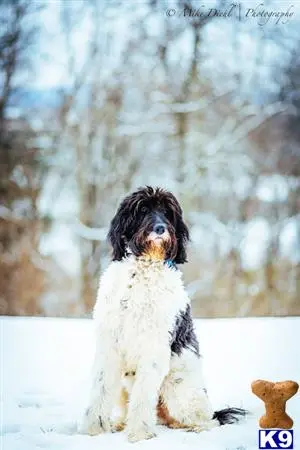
[1,316,300,450]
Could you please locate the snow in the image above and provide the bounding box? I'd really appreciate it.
[1,316,300,450]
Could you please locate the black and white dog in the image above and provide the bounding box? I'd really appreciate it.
[80,186,245,442]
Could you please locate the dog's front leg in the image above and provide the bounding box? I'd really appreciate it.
[126,348,170,443]
[80,337,121,435]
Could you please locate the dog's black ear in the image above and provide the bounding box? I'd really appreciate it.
[174,216,189,264]
[107,206,127,261]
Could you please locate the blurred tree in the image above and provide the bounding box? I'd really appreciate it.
[51,1,141,312]
[278,41,300,303]
[1,0,299,317]
[0,0,47,315]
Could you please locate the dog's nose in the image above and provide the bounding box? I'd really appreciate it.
[154,224,165,235]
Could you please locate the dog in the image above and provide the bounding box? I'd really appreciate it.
[80,186,245,442]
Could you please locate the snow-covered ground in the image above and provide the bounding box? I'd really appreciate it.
[1,317,299,450]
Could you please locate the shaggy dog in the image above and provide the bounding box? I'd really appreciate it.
[80,186,245,442]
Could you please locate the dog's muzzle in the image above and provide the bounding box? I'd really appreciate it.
[148,216,170,243]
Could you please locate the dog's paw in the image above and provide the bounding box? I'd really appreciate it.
[187,425,206,433]
[187,419,219,433]
[86,421,105,436]
[111,422,125,432]
[79,409,111,435]
[127,424,157,443]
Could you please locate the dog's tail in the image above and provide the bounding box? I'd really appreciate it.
[213,407,247,425]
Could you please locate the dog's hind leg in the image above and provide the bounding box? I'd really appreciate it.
[159,350,218,432]
[79,336,121,436]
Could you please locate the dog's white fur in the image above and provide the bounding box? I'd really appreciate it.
[80,255,218,442]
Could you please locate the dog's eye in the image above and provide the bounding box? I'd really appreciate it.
[141,206,148,214]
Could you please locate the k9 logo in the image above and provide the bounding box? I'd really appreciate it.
[259,430,294,449]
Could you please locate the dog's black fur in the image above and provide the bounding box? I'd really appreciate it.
[213,407,247,424]
[108,186,189,263]
[170,304,200,357]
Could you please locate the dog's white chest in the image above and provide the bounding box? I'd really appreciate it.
[94,257,188,366]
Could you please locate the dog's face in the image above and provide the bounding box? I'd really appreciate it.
[108,186,189,263]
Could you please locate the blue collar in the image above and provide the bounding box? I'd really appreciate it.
[164,259,177,270]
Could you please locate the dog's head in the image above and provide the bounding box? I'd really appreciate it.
[108,186,189,263]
